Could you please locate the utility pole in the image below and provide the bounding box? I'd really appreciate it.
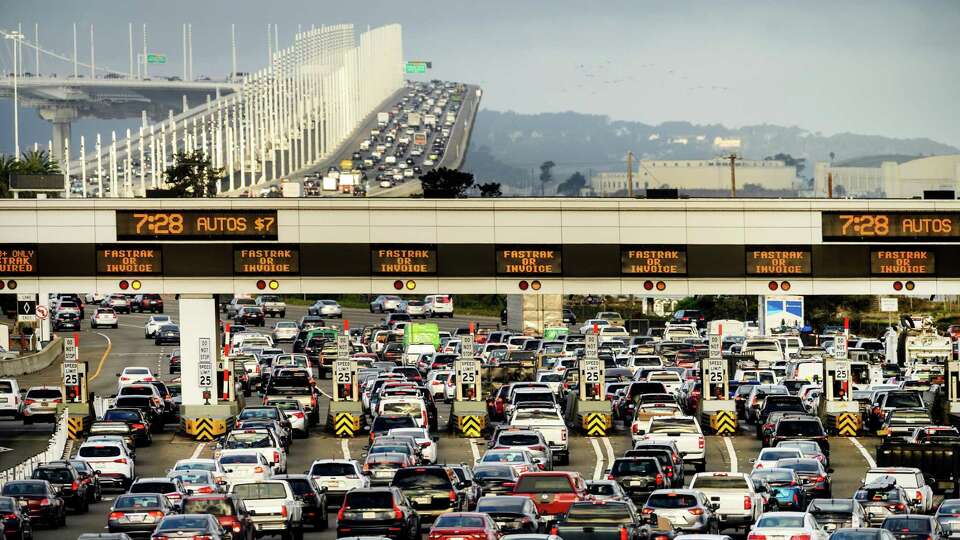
[827,172,833,198]
[188,23,193,81]
[627,150,634,197]
[724,153,740,198]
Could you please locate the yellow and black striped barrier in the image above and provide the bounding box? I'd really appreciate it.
[67,416,86,440]
[710,411,737,435]
[183,418,228,441]
[837,412,861,436]
[333,413,360,438]
[583,413,610,437]
[457,415,485,438]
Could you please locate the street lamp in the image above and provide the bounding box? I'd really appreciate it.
[5,30,24,159]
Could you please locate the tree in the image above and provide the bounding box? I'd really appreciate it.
[556,171,587,196]
[538,160,555,196]
[764,152,806,178]
[476,182,502,198]
[0,150,61,198]
[162,150,223,198]
[420,167,475,198]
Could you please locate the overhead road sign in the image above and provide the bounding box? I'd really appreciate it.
[146,53,167,65]
[404,61,431,73]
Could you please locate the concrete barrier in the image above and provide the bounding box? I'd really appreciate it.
[0,338,63,377]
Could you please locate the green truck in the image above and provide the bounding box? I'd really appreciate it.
[403,322,440,350]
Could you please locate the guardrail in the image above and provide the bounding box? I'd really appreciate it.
[0,338,63,377]
[0,410,70,489]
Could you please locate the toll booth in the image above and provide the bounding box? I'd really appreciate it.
[58,336,92,440]
[820,357,860,435]
[570,334,613,436]
[699,356,737,435]
[328,334,363,438]
[451,338,487,438]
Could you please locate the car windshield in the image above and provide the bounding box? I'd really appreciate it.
[26,389,61,399]
[382,401,422,415]
[2,483,44,495]
[691,475,749,489]
[392,469,451,489]
[157,516,210,531]
[499,434,541,446]
[131,482,175,494]
[611,459,658,475]
[114,494,163,509]
[183,499,233,515]
[939,501,960,514]
[515,475,573,493]
[646,493,698,508]
[759,450,801,461]
[224,433,272,448]
[232,483,286,500]
[778,421,823,437]
[344,491,394,509]
[79,445,121,458]
[757,515,805,528]
[832,532,884,540]
[809,500,854,513]
[434,515,487,528]
[884,518,931,532]
[778,441,820,453]
[310,462,357,477]
[565,503,633,524]
[649,418,699,434]
[219,454,258,464]
[886,393,923,408]
[33,468,72,483]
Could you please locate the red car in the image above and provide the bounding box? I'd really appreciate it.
[428,512,501,540]
[512,471,589,519]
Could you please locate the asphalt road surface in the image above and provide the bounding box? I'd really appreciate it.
[0,298,885,540]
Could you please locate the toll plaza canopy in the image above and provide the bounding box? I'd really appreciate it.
[1,198,960,295]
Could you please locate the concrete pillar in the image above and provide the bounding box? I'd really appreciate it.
[37,107,79,161]
[506,294,563,334]
[179,294,220,408]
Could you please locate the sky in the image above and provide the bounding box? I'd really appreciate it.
[2,0,959,152]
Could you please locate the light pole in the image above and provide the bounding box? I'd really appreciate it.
[5,30,24,159]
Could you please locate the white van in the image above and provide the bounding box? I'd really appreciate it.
[424,295,454,317]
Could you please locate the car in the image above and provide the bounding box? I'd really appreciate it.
[689,473,764,532]
[428,512,501,540]
[829,528,897,540]
[91,307,119,329]
[31,461,92,512]
[512,471,589,522]
[399,300,428,318]
[108,493,177,536]
[132,293,164,313]
[424,295,454,318]
[154,324,181,345]
[105,294,132,314]
[336,487,420,539]
[881,516,946,540]
[22,386,62,424]
[642,489,719,534]
[0,480,66,528]
[309,299,343,318]
[53,311,81,331]
[308,459,370,506]
[264,398,309,438]
[0,496,32,540]
[217,450,274,485]
[370,295,403,313]
[144,315,174,338]
[0,379,22,420]
[387,427,438,464]
[750,468,806,511]
[182,494,254,540]
[489,429,553,471]
[228,481,302,540]
[171,458,228,485]
[746,512,827,540]
[863,467,935,513]
[807,498,867,533]
[607,456,665,503]
[554,500,644,540]
[234,306,265,327]
[634,416,706,472]
[117,367,156,385]
[775,458,832,499]
[68,458,104,504]
[855,479,913,527]
[391,466,463,522]
[129,477,188,508]
[75,439,136,491]
[217,429,287,474]
[751,447,803,471]
[272,475,329,530]
[150,514,225,540]
[168,469,221,495]
[271,321,299,343]
[585,480,629,502]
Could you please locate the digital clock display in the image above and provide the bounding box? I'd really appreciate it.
[822,211,960,241]
[116,210,279,240]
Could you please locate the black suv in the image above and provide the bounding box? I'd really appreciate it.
[607,457,665,503]
[769,416,830,455]
[273,475,328,530]
[31,462,91,512]
[390,466,462,523]
[336,488,420,540]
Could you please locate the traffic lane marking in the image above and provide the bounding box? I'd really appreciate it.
[563,435,602,480]
[724,437,737,473]
[590,437,604,480]
[704,436,733,477]
[601,436,615,466]
[88,332,113,381]
[727,431,762,474]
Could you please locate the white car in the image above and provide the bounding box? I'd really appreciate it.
[76,439,135,490]
[598,326,630,343]
[863,467,934,513]
[91,307,119,329]
[748,512,827,540]
[218,450,274,485]
[309,299,343,318]
[0,379,22,419]
[144,315,173,338]
[426,370,453,399]
[635,416,706,471]
[217,429,287,474]
[377,397,428,428]
[751,447,803,471]
[271,321,299,342]
[117,366,155,385]
[579,319,610,334]
[387,427,437,464]
[265,398,308,437]
[171,458,227,485]
[308,459,370,504]
[476,449,539,476]
[105,294,131,313]
[400,300,428,318]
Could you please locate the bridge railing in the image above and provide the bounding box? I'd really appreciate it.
[0,410,69,489]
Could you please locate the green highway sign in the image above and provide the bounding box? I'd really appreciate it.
[147,53,167,65]
[404,61,431,74]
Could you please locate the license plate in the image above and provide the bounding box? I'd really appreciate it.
[414,496,431,504]
[0,398,7,403]
[630,480,646,487]
[363,511,377,519]
[128,513,147,522]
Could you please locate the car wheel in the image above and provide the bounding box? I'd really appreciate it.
[113,324,118,329]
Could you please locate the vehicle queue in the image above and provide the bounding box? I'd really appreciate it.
[3,295,960,540]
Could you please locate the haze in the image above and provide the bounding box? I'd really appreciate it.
[3,0,959,147]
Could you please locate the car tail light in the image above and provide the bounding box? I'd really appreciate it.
[293,412,304,419]
[793,492,799,505]
[132,423,145,430]
[449,490,457,502]
[109,512,124,519]
[394,503,403,520]
[688,507,703,515]
[655,473,664,487]
[916,490,923,501]
[149,510,165,519]
[640,507,654,514]
[114,458,128,464]
[273,451,280,464]
[232,525,242,534]
[3,513,16,520]
[815,475,826,483]
[789,535,811,540]
[71,480,79,490]
[698,437,705,449]
[197,486,214,494]
[743,495,752,510]
[38,498,50,506]
[620,526,629,540]
[280,505,288,518]
[337,505,347,522]
[23,399,34,406]
[747,534,766,540]
[192,536,212,540]
[550,527,559,536]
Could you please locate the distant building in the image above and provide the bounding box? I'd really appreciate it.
[713,137,741,150]
[587,158,795,195]
[814,155,960,198]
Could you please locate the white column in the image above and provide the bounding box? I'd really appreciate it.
[80,135,86,192]
[109,131,118,197]
[95,133,103,196]
[63,137,70,198]
[179,295,219,408]
[138,127,146,196]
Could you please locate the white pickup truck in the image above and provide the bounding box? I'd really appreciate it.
[689,472,764,532]
[634,416,705,472]
[229,480,303,540]
[508,406,570,465]
[742,338,785,367]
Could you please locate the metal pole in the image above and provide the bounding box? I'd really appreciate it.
[182,23,187,81]
[188,23,193,81]
[627,150,634,197]
[95,133,103,197]
[80,135,86,193]
[267,23,272,64]
[8,33,20,158]
[128,23,134,78]
[142,24,147,78]
[34,23,39,75]
[231,23,237,79]
[89,24,95,78]
[72,23,78,77]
